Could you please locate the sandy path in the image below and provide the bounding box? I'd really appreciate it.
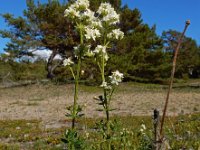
[0,83,199,128]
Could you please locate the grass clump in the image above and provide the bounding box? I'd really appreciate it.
[0,120,41,142]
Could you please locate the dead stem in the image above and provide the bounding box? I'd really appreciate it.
[159,20,190,140]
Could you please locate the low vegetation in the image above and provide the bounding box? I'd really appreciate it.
[0,113,199,149]
[0,82,199,149]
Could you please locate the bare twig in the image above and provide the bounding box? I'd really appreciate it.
[159,20,190,139]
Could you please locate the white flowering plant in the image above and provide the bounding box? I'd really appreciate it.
[89,2,124,150]
[63,0,97,131]
[138,123,153,149]
[63,0,124,149]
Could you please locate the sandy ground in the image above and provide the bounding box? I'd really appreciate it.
[0,83,199,128]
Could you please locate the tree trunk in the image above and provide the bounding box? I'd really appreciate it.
[46,50,57,79]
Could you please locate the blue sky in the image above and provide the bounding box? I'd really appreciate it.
[0,0,199,53]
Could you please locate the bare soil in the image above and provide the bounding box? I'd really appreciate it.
[0,83,199,128]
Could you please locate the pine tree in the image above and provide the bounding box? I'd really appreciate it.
[0,0,77,79]
[162,30,200,78]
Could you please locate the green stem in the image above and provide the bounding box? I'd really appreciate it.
[106,88,115,123]
[70,67,75,80]
[102,52,105,83]
[97,62,103,75]
[101,50,111,150]
[100,30,112,150]
[72,57,81,129]
[71,24,83,129]
[109,88,115,102]
[71,143,75,150]
[101,52,109,122]
[104,89,109,122]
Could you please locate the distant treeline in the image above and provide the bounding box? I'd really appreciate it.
[0,0,200,84]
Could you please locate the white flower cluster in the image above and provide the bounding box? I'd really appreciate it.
[76,0,89,9]
[64,6,79,19]
[85,27,101,41]
[93,45,109,61]
[100,70,123,89]
[64,0,124,44]
[97,3,120,25]
[140,124,146,134]
[108,29,124,40]
[100,81,108,88]
[91,19,102,28]
[109,70,124,85]
[64,0,103,46]
[63,57,74,66]
[84,50,94,57]
[94,45,106,54]
[64,0,91,21]
[100,81,112,90]
[64,1,124,86]
[82,9,95,21]
[84,45,95,57]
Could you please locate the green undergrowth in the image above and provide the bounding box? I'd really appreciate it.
[0,113,199,149]
[0,120,43,143]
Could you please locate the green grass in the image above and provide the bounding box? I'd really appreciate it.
[0,143,20,150]
[0,120,41,140]
[0,113,199,149]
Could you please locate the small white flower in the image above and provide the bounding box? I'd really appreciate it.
[64,0,90,20]
[81,70,85,75]
[140,128,144,132]
[66,129,69,135]
[63,57,74,66]
[16,126,21,130]
[91,19,102,28]
[76,0,90,9]
[85,50,94,57]
[97,3,120,25]
[100,81,108,87]
[81,9,95,21]
[108,29,124,40]
[85,132,89,138]
[103,12,119,24]
[64,5,79,18]
[97,3,112,15]
[94,45,107,54]
[100,81,112,89]
[112,70,123,78]
[141,124,146,130]
[104,53,109,61]
[109,70,123,85]
[140,124,146,134]
[85,27,101,41]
